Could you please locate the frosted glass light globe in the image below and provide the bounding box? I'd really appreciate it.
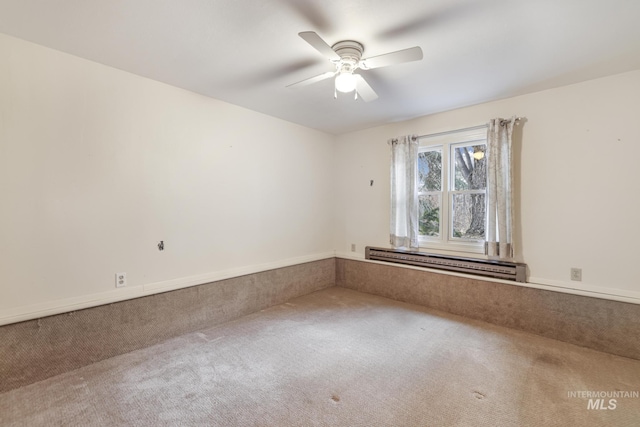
[335,72,357,93]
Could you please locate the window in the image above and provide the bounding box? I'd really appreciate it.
[417,128,487,254]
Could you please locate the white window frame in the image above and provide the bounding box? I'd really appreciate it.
[418,128,487,255]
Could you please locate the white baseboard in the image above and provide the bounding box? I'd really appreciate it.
[335,252,640,304]
[335,251,366,261]
[526,276,640,304]
[5,251,637,327]
[0,252,336,327]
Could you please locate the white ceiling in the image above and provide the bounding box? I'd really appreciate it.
[1,0,639,135]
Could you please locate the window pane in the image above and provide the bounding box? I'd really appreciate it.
[451,193,485,240]
[418,150,442,192]
[419,194,440,237]
[453,144,486,191]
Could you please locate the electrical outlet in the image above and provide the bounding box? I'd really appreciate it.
[115,272,127,288]
[570,268,582,282]
[351,243,356,252]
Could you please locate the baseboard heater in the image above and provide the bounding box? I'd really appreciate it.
[365,246,527,283]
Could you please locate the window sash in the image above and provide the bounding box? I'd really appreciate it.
[417,128,487,254]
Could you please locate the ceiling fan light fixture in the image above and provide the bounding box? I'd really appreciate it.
[335,72,357,93]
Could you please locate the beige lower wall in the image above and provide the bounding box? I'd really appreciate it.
[0,259,335,393]
[4,256,639,395]
[336,258,640,360]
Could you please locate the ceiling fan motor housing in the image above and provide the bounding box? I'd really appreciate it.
[331,40,364,72]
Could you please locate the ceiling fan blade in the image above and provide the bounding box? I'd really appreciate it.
[281,1,332,33]
[360,46,423,70]
[298,31,341,61]
[354,74,378,102]
[286,71,336,88]
[377,2,486,39]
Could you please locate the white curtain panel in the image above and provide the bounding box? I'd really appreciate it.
[486,118,516,259]
[389,135,419,250]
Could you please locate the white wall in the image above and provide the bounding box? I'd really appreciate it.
[0,33,336,324]
[335,70,640,302]
[3,31,639,326]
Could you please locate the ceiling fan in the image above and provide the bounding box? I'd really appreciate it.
[287,31,423,102]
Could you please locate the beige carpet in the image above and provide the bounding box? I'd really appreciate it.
[1,287,639,426]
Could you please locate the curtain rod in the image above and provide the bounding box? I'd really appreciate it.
[416,117,523,140]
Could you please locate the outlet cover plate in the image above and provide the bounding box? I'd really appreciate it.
[116,272,127,288]
[570,268,582,281]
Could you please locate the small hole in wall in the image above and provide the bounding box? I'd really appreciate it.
[158,241,164,251]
